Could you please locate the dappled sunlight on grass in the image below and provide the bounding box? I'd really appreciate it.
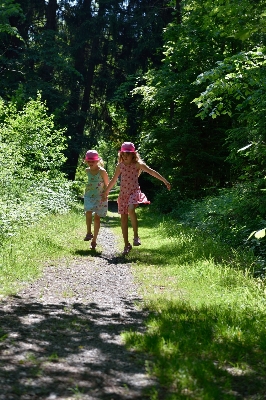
[123,300,266,399]
[118,206,266,399]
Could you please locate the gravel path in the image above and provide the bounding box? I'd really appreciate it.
[0,224,158,400]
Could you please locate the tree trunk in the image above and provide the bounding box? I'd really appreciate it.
[64,0,106,180]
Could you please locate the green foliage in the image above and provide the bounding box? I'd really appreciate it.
[182,0,265,41]
[0,94,76,243]
[132,0,246,197]
[1,92,67,177]
[193,48,266,183]
[193,48,266,117]
[129,0,266,200]
[93,140,118,178]
[1,0,265,209]
[0,0,23,38]
[167,183,266,277]
[248,228,266,240]
[0,0,174,178]
[0,178,75,241]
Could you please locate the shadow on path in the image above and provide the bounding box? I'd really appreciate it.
[0,223,157,400]
[0,295,156,400]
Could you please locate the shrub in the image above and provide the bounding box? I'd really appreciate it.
[0,93,76,243]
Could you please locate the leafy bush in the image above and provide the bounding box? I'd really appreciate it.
[1,92,67,177]
[0,93,76,243]
[152,187,184,214]
[176,186,265,242]
[164,183,266,277]
[0,178,76,242]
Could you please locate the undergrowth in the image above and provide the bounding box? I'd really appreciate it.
[155,184,266,278]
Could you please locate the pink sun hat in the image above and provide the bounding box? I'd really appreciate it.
[84,150,100,161]
[120,142,136,152]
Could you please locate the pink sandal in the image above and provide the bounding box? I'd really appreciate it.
[122,243,132,256]
[84,233,93,241]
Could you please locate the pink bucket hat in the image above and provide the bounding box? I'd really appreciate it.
[84,150,100,161]
[120,142,136,152]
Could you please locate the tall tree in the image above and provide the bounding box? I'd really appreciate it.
[62,0,109,178]
[0,0,25,96]
[1,0,174,179]
[62,0,175,178]
[130,0,265,198]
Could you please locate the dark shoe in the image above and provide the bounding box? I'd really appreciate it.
[84,233,93,241]
[122,243,132,255]
[91,241,97,250]
[133,237,141,246]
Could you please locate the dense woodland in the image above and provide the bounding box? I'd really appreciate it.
[1,0,266,263]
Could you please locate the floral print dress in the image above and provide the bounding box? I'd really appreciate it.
[84,170,108,217]
[117,162,150,214]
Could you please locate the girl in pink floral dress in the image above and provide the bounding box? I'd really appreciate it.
[103,142,171,255]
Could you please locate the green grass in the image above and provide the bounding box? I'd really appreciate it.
[0,203,93,296]
[112,207,266,400]
[1,202,266,399]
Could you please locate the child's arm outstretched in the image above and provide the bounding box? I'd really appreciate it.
[139,163,171,190]
[102,164,121,199]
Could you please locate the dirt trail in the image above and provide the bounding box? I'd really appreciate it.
[0,224,158,400]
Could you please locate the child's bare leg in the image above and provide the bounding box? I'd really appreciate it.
[93,213,100,243]
[86,211,93,234]
[121,214,129,246]
[128,205,138,239]
[84,211,93,241]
